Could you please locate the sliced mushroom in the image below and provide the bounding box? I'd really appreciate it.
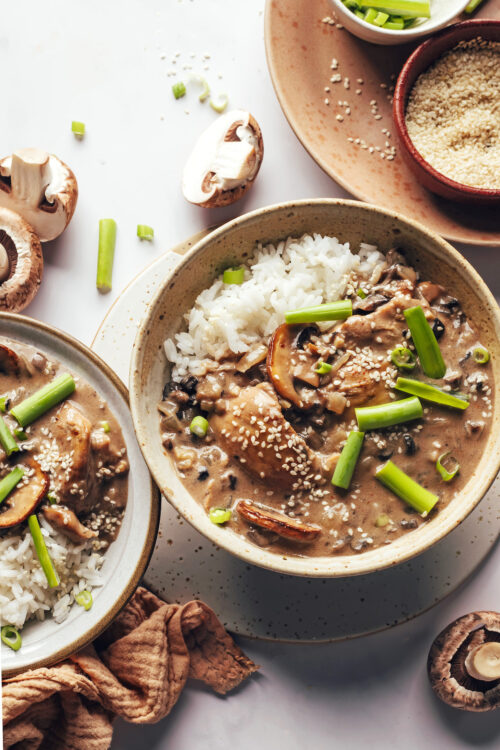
[236,344,268,373]
[0,207,43,312]
[428,611,500,711]
[236,499,321,542]
[0,148,78,242]
[0,459,49,528]
[417,281,444,304]
[182,110,263,207]
[352,293,390,314]
[267,323,304,407]
[42,503,97,543]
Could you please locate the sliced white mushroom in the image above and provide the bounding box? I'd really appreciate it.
[465,642,500,682]
[0,207,43,312]
[182,110,263,208]
[0,148,78,242]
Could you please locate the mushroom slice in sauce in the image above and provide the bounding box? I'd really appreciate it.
[42,504,97,543]
[267,324,306,408]
[236,499,321,542]
[428,611,500,711]
[210,383,315,490]
[0,459,49,529]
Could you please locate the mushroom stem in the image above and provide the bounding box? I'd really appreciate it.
[465,643,500,682]
[10,148,51,209]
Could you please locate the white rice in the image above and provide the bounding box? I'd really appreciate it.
[0,518,104,630]
[164,233,386,379]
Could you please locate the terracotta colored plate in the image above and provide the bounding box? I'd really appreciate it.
[264,0,500,246]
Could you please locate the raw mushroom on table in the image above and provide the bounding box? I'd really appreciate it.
[0,207,43,312]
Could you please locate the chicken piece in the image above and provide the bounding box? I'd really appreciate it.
[51,402,94,513]
[90,428,130,479]
[210,383,316,490]
[334,295,425,349]
[43,504,97,543]
[236,499,321,542]
[417,281,444,304]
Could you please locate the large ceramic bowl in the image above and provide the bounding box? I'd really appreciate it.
[130,200,500,578]
[1,314,160,677]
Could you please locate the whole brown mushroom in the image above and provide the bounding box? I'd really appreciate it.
[0,207,43,312]
[428,611,500,711]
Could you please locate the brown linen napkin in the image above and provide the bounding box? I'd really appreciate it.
[2,587,258,750]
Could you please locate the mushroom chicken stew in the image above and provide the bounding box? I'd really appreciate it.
[159,252,493,558]
[0,339,128,547]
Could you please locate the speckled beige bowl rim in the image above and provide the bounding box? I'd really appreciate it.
[130,198,500,579]
[1,313,160,677]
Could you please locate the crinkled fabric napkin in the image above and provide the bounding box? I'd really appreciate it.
[2,587,257,750]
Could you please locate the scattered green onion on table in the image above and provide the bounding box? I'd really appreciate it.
[28,514,60,588]
[436,452,460,482]
[0,415,19,456]
[172,81,186,99]
[209,508,232,525]
[223,266,245,285]
[332,431,365,490]
[209,93,229,113]
[71,121,85,138]
[137,224,154,241]
[375,460,439,515]
[1,625,22,651]
[96,218,117,294]
[355,396,422,431]
[285,300,352,324]
[10,373,76,427]
[190,415,209,437]
[0,466,24,505]
[395,377,469,410]
[403,306,446,379]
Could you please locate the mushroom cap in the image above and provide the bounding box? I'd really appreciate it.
[0,206,43,312]
[428,611,500,711]
[0,148,78,242]
[182,110,264,208]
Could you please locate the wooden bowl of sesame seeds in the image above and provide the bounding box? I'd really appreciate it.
[130,199,500,578]
[393,20,500,204]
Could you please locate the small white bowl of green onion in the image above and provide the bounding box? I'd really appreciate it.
[330,0,473,45]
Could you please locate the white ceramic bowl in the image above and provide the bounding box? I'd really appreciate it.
[130,200,500,579]
[330,0,470,45]
[1,314,160,677]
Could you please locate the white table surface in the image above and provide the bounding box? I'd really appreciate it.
[3,1,500,748]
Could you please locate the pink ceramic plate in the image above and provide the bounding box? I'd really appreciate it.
[264,0,500,246]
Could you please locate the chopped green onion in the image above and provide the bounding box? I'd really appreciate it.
[190,415,209,437]
[75,590,93,611]
[0,466,24,505]
[96,218,117,294]
[404,306,446,379]
[436,452,459,482]
[373,10,390,24]
[11,374,76,428]
[355,9,365,17]
[465,0,484,12]
[28,515,60,588]
[332,431,365,490]
[383,19,404,28]
[100,420,111,433]
[356,288,367,299]
[137,224,154,241]
[209,94,228,113]
[14,428,28,440]
[47,493,57,505]
[172,81,186,99]
[191,74,211,102]
[209,507,231,524]
[364,7,378,22]
[71,121,85,138]
[0,415,19,456]
[355,397,422,431]
[354,0,431,17]
[1,625,22,651]
[473,346,489,365]
[223,266,245,285]
[391,347,417,371]
[343,0,360,8]
[285,300,352,324]
[375,460,438,515]
[315,361,332,375]
[395,377,469,410]
[375,513,391,527]
[0,396,8,413]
